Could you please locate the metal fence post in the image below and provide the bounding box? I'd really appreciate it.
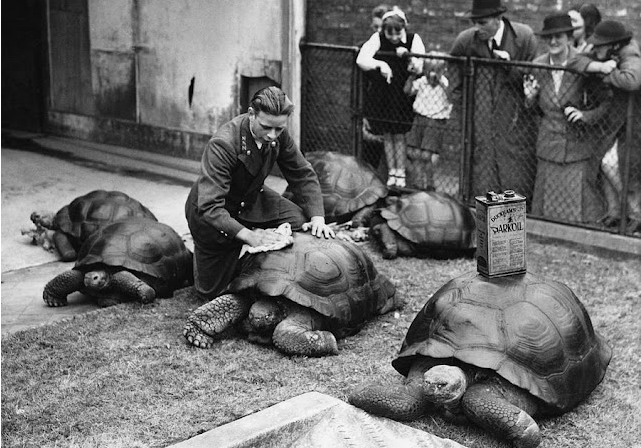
[351,49,364,160]
[460,57,475,203]
[618,92,635,234]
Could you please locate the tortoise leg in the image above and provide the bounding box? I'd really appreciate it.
[462,383,541,448]
[43,269,84,307]
[109,270,155,304]
[85,270,155,305]
[271,305,337,356]
[183,294,252,349]
[351,204,376,227]
[349,357,438,421]
[372,222,398,259]
[53,231,78,261]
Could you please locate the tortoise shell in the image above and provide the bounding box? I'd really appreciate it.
[227,232,397,333]
[76,218,192,294]
[378,191,475,249]
[302,151,388,223]
[392,271,612,413]
[55,190,157,246]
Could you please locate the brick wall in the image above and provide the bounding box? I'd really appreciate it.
[306,0,641,51]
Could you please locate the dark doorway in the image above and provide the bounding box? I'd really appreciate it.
[1,0,47,132]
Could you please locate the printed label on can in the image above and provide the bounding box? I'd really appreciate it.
[475,191,526,277]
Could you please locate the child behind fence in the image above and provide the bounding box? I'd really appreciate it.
[403,52,452,190]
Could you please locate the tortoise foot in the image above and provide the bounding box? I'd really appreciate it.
[183,320,216,348]
[183,294,251,348]
[349,383,427,421]
[43,296,68,307]
[512,414,541,448]
[462,383,541,448]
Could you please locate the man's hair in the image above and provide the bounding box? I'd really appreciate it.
[249,86,294,116]
[570,3,602,38]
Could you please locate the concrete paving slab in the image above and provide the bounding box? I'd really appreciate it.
[1,262,95,335]
[0,130,286,336]
[168,392,467,448]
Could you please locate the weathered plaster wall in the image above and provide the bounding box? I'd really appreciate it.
[86,0,283,136]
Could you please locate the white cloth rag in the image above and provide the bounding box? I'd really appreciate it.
[239,222,294,258]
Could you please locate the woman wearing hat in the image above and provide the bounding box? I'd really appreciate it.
[568,20,641,233]
[525,12,611,223]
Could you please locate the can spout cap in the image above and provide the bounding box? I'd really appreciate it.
[504,190,515,198]
[486,191,500,202]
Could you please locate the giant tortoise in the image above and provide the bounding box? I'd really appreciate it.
[370,191,476,259]
[286,151,388,226]
[183,232,397,356]
[29,190,157,261]
[349,271,612,447]
[43,217,193,308]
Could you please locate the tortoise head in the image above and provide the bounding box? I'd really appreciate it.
[247,298,286,333]
[30,211,55,229]
[423,365,468,406]
[84,270,111,291]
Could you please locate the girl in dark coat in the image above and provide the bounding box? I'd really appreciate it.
[357,7,425,188]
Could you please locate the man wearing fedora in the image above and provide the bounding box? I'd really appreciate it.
[449,0,538,204]
[568,20,641,234]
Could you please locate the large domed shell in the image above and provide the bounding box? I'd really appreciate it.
[379,191,475,249]
[392,271,612,413]
[75,218,192,289]
[227,232,396,331]
[304,151,388,222]
[55,190,157,243]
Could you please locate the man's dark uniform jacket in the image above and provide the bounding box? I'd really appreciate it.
[185,113,325,299]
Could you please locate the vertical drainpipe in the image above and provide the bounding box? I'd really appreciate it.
[281,0,306,147]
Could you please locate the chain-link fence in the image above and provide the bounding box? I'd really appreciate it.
[300,42,640,237]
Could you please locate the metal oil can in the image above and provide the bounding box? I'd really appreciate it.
[475,190,526,277]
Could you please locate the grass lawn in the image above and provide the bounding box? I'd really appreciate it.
[2,236,640,448]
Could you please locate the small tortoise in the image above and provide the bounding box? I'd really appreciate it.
[349,271,612,447]
[286,151,388,226]
[43,218,193,308]
[370,191,476,259]
[30,190,157,261]
[183,232,397,356]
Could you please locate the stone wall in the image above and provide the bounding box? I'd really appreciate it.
[306,0,641,51]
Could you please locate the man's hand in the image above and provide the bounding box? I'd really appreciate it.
[564,106,585,123]
[600,60,617,75]
[302,216,336,239]
[492,49,511,61]
[237,227,291,247]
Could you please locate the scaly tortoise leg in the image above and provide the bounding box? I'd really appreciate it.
[108,270,155,304]
[43,269,85,307]
[272,304,337,357]
[53,230,78,261]
[462,383,541,448]
[349,357,438,421]
[183,293,252,348]
[373,223,398,260]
